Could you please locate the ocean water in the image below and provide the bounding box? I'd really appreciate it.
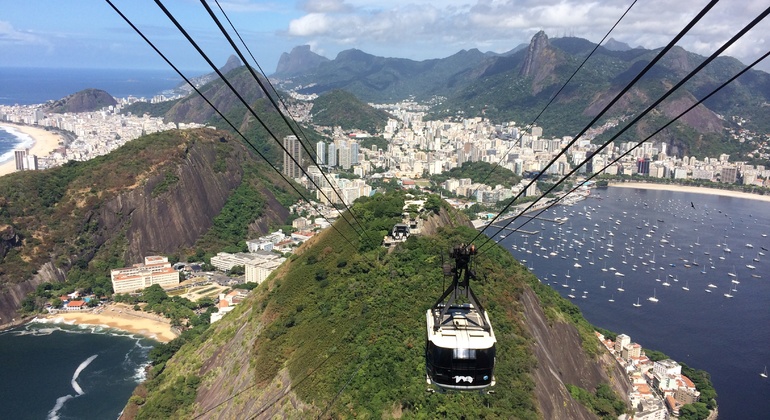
[497,186,770,419]
[0,67,183,106]
[0,320,155,420]
[0,124,35,165]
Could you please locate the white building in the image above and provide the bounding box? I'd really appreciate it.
[110,256,179,293]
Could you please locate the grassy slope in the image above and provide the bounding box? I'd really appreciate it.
[130,192,613,419]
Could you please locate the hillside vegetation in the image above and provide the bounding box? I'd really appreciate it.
[310,89,392,134]
[0,128,299,320]
[124,191,627,419]
[431,161,523,189]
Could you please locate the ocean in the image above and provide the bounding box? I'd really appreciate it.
[0,67,183,106]
[0,124,35,165]
[498,186,770,419]
[0,320,155,420]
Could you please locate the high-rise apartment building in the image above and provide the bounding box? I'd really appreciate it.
[315,141,326,165]
[327,143,337,167]
[14,149,38,171]
[283,135,303,179]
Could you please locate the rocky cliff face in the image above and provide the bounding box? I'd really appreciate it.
[519,31,561,94]
[0,262,65,327]
[98,137,244,262]
[521,288,632,419]
[0,129,289,328]
[274,45,329,76]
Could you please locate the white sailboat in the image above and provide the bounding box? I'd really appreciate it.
[682,280,690,291]
[633,297,642,307]
[600,281,606,289]
[608,294,615,303]
[617,281,625,292]
[761,366,768,379]
[648,289,659,303]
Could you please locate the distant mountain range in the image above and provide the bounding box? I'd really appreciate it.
[272,33,770,158]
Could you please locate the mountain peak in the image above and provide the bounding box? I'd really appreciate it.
[518,31,561,94]
[520,31,550,78]
[604,38,632,51]
[220,54,242,74]
[274,45,329,76]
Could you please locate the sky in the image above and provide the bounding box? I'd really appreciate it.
[1,0,769,74]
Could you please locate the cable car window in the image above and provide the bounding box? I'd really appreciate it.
[453,348,476,360]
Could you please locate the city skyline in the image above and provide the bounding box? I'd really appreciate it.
[1,0,769,73]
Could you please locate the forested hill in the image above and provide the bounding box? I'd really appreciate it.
[122,191,631,419]
[310,89,392,133]
[0,128,300,326]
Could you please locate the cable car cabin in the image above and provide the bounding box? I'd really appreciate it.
[426,303,496,390]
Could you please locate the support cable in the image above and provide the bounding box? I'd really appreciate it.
[477,6,770,253]
[501,48,770,242]
[154,0,369,240]
[202,0,374,244]
[105,0,362,252]
[470,0,638,199]
[470,0,721,249]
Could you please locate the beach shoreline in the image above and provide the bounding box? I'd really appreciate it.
[0,122,63,177]
[39,303,177,343]
[607,181,770,203]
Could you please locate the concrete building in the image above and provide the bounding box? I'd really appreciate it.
[110,256,179,293]
[315,141,326,165]
[615,334,631,353]
[14,149,38,171]
[283,135,303,179]
[721,166,738,184]
[210,252,285,284]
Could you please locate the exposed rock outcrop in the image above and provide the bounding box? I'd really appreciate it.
[0,262,66,329]
[519,31,561,94]
[98,137,244,262]
[421,206,473,236]
[521,288,632,419]
[274,45,329,76]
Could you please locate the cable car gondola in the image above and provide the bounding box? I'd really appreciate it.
[426,244,496,391]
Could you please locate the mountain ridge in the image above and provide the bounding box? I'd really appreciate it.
[273,33,770,158]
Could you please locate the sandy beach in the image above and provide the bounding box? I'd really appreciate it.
[0,123,63,177]
[43,303,177,343]
[608,181,770,203]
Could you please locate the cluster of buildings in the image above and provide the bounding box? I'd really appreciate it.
[597,331,702,419]
[0,102,204,171]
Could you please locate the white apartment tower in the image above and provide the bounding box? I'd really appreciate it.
[283,135,303,179]
[315,141,326,165]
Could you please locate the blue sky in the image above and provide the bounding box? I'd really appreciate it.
[1,0,769,74]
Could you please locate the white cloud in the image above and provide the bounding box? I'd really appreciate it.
[0,20,47,45]
[288,13,333,36]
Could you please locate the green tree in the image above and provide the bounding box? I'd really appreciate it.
[143,284,168,306]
